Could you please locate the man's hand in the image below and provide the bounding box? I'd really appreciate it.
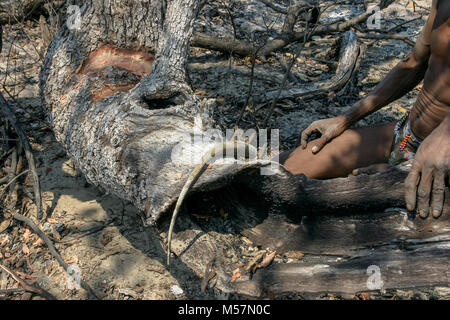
[298,116,348,153]
[405,116,450,218]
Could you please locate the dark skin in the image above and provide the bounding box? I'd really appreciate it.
[282,0,449,219]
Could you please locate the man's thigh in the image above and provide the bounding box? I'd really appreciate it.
[281,122,396,179]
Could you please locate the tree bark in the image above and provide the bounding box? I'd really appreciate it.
[38,0,450,298]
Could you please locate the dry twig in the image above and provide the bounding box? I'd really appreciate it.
[12,213,100,300]
[0,262,56,300]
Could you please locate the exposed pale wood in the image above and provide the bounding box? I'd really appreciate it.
[356,31,415,46]
[40,0,206,226]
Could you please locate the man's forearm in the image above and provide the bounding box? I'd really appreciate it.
[341,57,428,127]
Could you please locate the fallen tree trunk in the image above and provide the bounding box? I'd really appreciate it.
[41,0,212,226]
[186,161,450,219]
[164,163,449,298]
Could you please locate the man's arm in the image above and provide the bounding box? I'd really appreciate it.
[341,0,437,127]
[299,1,437,152]
[405,112,450,218]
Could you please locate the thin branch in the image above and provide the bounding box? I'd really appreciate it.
[0,287,26,295]
[0,262,56,300]
[221,1,238,39]
[258,0,288,14]
[192,0,396,57]
[356,31,415,46]
[0,92,42,219]
[235,53,257,128]
[386,15,423,32]
[0,169,29,200]
[12,213,100,300]
[262,27,311,128]
[2,85,50,128]
[282,0,315,34]
[262,3,325,128]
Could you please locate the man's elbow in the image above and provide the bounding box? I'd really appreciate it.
[410,42,431,69]
[399,53,429,76]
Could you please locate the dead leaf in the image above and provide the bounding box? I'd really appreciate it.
[360,292,371,300]
[47,218,58,224]
[201,259,216,293]
[397,106,408,114]
[51,226,61,241]
[0,219,11,233]
[327,91,336,100]
[23,229,32,241]
[177,172,183,179]
[146,265,165,274]
[65,256,79,265]
[35,248,45,254]
[33,238,45,247]
[22,243,31,256]
[192,213,210,220]
[240,237,253,246]
[245,251,265,271]
[259,251,276,269]
[231,268,242,282]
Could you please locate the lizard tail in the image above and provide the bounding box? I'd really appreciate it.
[166,141,256,265]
